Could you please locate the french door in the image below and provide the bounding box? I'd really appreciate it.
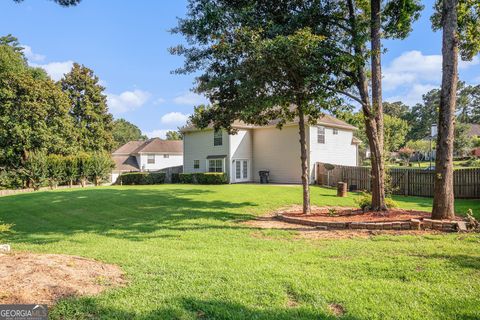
[234,159,249,182]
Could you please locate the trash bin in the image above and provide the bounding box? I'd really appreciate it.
[259,170,270,184]
[337,182,348,197]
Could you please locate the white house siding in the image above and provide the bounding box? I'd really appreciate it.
[183,129,230,177]
[308,126,357,182]
[252,125,303,184]
[229,129,253,183]
[139,153,183,171]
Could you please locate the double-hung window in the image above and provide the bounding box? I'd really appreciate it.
[213,130,223,146]
[208,159,223,172]
[193,160,200,169]
[147,154,155,164]
[333,128,339,135]
[317,126,325,144]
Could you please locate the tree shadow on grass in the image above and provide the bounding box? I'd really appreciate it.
[0,187,259,244]
[423,253,480,270]
[51,296,359,320]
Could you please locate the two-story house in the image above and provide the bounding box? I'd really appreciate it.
[111,138,183,183]
[180,115,359,184]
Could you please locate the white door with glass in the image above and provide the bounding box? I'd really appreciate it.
[234,159,249,182]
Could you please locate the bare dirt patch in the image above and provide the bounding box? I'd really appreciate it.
[328,303,345,317]
[0,252,125,305]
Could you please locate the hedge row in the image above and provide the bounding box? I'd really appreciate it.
[118,172,166,185]
[173,173,228,184]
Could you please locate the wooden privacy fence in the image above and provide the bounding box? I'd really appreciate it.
[316,163,480,199]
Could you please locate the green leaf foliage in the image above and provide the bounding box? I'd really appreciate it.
[61,63,114,152]
[112,119,146,151]
[431,0,480,60]
[0,64,77,169]
[85,152,114,186]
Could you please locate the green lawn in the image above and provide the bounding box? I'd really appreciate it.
[0,185,479,320]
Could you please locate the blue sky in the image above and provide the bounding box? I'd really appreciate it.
[1,0,479,138]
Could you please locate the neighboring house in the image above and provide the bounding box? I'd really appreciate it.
[181,115,359,184]
[111,138,183,183]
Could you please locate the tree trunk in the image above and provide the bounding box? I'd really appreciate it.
[297,107,311,215]
[432,0,458,220]
[369,0,387,211]
[347,0,386,211]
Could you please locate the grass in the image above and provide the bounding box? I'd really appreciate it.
[0,184,479,320]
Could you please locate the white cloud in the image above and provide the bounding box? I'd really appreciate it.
[154,97,166,105]
[21,45,45,62]
[107,89,151,114]
[383,51,480,90]
[173,92,208,105]
[386,83,438,106]
[31,60,74,81]
[160,112,189,125]
[145,129,174,139]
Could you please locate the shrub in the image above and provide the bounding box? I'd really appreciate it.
[179,173,194,184]
[0,168,22,190]
[146,172,166,184]
[178,173,228,184]
[23,151,48,190]
[47,154,66,189]
[194,172,228,184]
[171,173,181,184]
[120,172,165,185]
[85,152,115,186]
[76,152,91,187]
[120,172,147,185]
[355,192,398,211]
[64,155,79,187]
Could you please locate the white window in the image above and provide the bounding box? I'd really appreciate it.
[193,160,200,169]
[163,154,169,158]
[208,159,223,172]
[317,126,325,144]
[147,154,155,164]
[214,130,223,146]
[333,128,338,135]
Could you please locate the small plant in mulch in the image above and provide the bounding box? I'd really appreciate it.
[355,192,398,212]
[327,208,337,217]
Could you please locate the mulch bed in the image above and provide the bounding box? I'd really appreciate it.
[280,206,462,223]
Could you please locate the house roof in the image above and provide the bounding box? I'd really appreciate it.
[131,138,183,154]
[112,140,145,155]
[351,137,362,145]
[181,114,357,133]
[114,138,183,155]
[467,124,480,137]
[112,155,140,172]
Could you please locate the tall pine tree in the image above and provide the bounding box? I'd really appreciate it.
[61,63,114,152]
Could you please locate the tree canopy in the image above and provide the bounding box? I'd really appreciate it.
[0,41,76,169]
[166,130,183,141]
[112,119,146,151]
[61,63,114,152]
